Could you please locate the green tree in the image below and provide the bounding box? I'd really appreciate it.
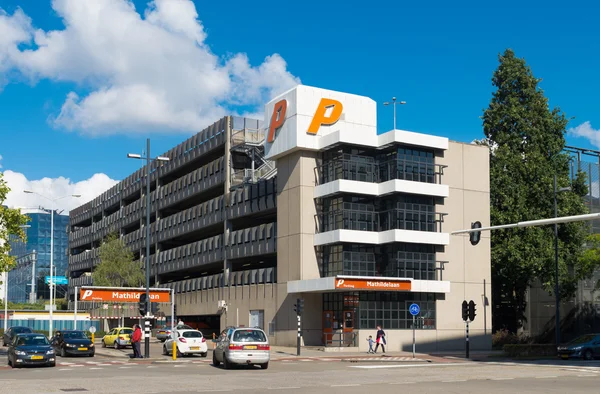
[0,171,30,275]
[481,49,594,332]
[92,233,144,287]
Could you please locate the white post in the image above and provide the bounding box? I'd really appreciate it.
[170,288,174,337]
[49,205,54,337]
[412,315,416,358]
[30,253,36,304]
[236,308,239,327]
[74,286,78,331]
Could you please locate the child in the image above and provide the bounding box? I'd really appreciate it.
[366,335,375,354]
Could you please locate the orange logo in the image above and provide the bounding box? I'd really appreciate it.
[334,278,411,292]
[267,97,343,143]
[267,99,287,143]
[79,288,171,303]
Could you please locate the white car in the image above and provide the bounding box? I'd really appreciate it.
[163,329,208,357]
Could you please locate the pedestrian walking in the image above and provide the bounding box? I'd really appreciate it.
[131,324,143,359]
[366,335,375,354]
[373,325,386,354]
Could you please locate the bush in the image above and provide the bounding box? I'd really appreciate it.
[503,344,557,357]
[85,330,106,339]
[492,329,531,349]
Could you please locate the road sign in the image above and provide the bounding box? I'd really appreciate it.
[409,303,420,316]
[45,276,68,285]
[89,326,96,333]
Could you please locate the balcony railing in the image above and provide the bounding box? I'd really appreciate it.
[321,258,449,281]
[316,157,447,185]
[317,208,447,233]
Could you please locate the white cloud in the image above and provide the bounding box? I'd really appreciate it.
[568,121,600,149]
[2,170,118,213]
[0,0,300,135]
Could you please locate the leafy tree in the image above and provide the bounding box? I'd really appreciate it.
[481,49,595,332]
[92,232,144,287]
[0,171,30,275]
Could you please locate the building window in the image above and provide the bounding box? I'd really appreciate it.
[323,292,436,330]
[320,244,438,280]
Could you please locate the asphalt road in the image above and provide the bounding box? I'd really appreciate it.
[0,351,599,394]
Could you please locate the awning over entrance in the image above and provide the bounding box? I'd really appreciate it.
[287,275,450,294]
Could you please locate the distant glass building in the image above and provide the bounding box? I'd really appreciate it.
[8,208,70,303]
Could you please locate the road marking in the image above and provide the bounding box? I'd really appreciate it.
[119,366,132,369]
[300,360,312,362]
[268,387,300,390]
[536,376,558,379]
[389,382,416,384]
[97,364,112,366]
[577,374,597,377]
[69,365,84,367]
[331,384,360,387]
[442,380,467,383]
[89,367,104,370]
[59,368,71,371]
[350,362,472,369]
[490,378,514,381]
[196,390,233,393]
[147,366,157,368]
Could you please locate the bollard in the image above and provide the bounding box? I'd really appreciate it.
[91,333,95,344]
[172,340,177,361]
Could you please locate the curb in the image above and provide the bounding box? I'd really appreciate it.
[341,358,432,363]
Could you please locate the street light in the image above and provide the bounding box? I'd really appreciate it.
[128,138,170,358]
[553,174,571,347]
[3,225,31,331]
[23,191,80,336]
[383,97,407,130]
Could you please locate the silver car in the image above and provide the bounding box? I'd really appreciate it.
[212,327,270,369]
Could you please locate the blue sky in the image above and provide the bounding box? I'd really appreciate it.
[1,0,600,211]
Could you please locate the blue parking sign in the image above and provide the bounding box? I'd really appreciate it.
[409,303,420,316]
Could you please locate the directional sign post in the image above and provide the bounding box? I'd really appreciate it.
[409,303,420,359]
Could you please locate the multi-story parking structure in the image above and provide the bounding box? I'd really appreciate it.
[68,116,278,331]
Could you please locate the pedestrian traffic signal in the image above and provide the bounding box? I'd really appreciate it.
[470,221,482,246]
[294,299,304,316]
[468,300,477,321]
[461,300,468,321]
[139,293,147,316]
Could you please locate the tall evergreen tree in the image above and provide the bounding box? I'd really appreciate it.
[481,49,593,333]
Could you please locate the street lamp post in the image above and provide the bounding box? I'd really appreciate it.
[553,174,571,347]
[383,97,407,130]
[128,138,169,358]
[23,192,80,336]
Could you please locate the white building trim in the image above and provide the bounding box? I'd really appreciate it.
[314,229,450,246]
[287,276,451,294]
[314,179,449,199]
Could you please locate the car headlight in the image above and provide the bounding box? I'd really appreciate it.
[89,343,94,347]
[573,346,582,351]
[15,350,26,356]
[46,350,55,355]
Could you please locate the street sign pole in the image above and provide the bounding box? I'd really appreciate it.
[465,320,470,359]
[409,303,420,359]
[296,314,301,356]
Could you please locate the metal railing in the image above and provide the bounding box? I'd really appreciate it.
[316,208,447,233]
[321,259,449,281]
[316,157,447,185]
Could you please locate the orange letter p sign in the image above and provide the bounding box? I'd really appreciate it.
[267,99,287,143]
[308,98,343,134]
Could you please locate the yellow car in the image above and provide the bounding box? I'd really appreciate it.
[102,327,133,349]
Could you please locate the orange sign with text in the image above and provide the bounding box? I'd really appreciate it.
[335,278,411,292]
[267,97,344,143]
[79,288,171,303]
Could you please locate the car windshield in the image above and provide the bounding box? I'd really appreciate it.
[16,336,49,346]
[568,335,597,345]
[176,324,193,330]
[12,327,32,334]
[233,330,267,343]
[182,331,202,338]
[64,331,88,339]
[120,329,133,335]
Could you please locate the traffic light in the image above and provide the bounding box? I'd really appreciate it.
[139,293,147,316]
[294,298,304,316]
[151,301,158,315]
[461,300,468,321]
[470,221,482,246]
[468,300,477,322]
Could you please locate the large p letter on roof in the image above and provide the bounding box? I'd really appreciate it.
[267,99,287,143]
[308,98,343,134]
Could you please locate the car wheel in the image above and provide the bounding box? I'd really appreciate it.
[212,351,220,367]
[102,340,106,348]
[89,353,94,357]
[583,349,593,360]
[61,348,66,357]
[114,341,120,350]
[260,362,269,370]
[163,345,168,356]
[48,362,56,367]
[201,352,207,358]
[176,348,183,358]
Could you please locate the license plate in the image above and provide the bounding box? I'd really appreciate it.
[31,355,43,360]
[561,355,569,359]
[244,345,257,350]
[190,347,199,350]
[159,331,165,334]
[78,347,88,351]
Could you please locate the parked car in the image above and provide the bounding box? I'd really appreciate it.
[51,330,95,357]
[102,327,133,349]
[7,333,56,368]
[213,327,270,369]
[157,324,194,342]
[163,329,208,357]
[558,333,600,360]
[3,326,33,346]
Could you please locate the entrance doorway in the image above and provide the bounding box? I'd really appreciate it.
[322,310,355,346]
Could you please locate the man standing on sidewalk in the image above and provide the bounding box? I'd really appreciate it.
[131,324,143,358]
